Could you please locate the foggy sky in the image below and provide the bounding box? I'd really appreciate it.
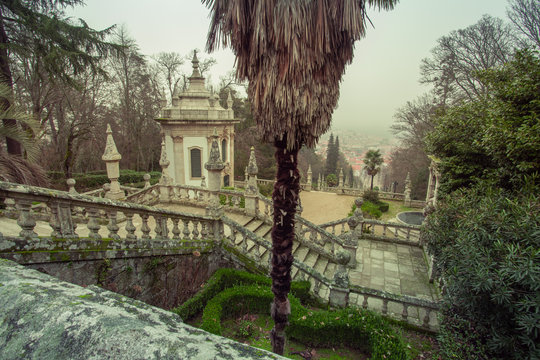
[68,0,509,138]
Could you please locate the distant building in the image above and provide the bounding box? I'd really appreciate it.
[155,53,240,187]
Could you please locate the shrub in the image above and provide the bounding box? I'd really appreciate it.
[200,284,409,360]
[326,173,338,187]
[377,201,389,213]
[423,186,540,359]
[172,268,310,320]
[258,183,273,197]
[363,189,380,203]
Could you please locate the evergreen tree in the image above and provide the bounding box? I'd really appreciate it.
[0,0,119,155]
[325,133,335,176]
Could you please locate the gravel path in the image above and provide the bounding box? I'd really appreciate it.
[299,191,357,224]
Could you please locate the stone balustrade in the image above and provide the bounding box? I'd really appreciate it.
[0,181,216,242]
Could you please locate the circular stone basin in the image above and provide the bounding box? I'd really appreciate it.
[396,211,425,226]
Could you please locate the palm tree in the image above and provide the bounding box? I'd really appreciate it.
[204,0,398,354]
[364,149,383,190]
[0,82,48,186]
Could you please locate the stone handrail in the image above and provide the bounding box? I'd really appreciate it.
[349,284,439,330]
[220,215,336,299]
[0,181,217,242]
[83,185,144,199]
[318,218,350,236]
[256,193,274,222]
[362,219,421,245]
[125,184,161,205]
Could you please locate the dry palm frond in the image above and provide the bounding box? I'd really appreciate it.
[0,82,41,162]
[204,0,398,149]
[0,151,49,187]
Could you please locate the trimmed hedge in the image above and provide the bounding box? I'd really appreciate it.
[200,284,410,360]
[172,268,310,320]
[47,170,161,191]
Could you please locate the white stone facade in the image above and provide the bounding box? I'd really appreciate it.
[155,53,239,187]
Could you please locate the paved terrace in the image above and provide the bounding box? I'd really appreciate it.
[0,190,437,303]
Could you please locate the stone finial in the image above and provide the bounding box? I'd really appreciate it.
[190,50,202,78]
[247,146,258,176]
[226,90,233,109]
[205,128,225,171]
[405,172,411,190]
[66,178,77,194]
[143,173,151,189]
[307,164,312,176]
[354,197,364,220]
[159,140,172,185]
[102,124,121,162]
[318,173,322,190]
[244,167,248,181]
[338,168,344,188]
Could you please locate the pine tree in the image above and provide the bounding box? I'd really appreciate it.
[0,0,119,155]
[325,133,335,176]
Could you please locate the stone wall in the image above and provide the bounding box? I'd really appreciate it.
[0,259,285,359]
[0,236,231,310]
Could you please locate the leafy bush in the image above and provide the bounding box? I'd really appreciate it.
[363,190,380,203]
[423,186,540,359]
[172,268,310,320]
[257,183,273,197]
[200,284,409,360]
[326,173,338,187]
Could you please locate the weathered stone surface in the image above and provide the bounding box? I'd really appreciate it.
[0,259,285,360]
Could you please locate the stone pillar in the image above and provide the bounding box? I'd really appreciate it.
[306,164,312,191]
[317,173,321,191]
[244,146,259,217]
[338,168,344,189]
[159,139,172,203]
[404,172,412,207]
[205,128,225,219]
[101,124,124,200]
[66,178,77,195]
[329,250,351,308]
[143,174,151,189]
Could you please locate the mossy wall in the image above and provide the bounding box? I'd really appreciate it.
[0,236,233,310]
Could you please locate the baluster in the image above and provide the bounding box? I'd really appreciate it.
[182,219,191,240]
[48,203,61,238]
[141,214,151,239]
[297,270,306,281]
[423,309,431,329]
[329,239,335,253]
[16,199,37,240]
[310,230,317,244]
[406,228,411,240]
[402,304,409,321]
[233,196,240,208]
[264,204,269,219]
[314,279,321,293]
[229,228,237,244]
[241,233,248,252]
[171,218,180,240]
[86,208,101,240]
[253,242,260,257]
[192,220,200,240]
[382,299,389,315]
[331,225,335,235]
[383,225,387,237]
[153,215,163,240]
[162,216,169,239]
[106,210,120,240]
[200,221,208,239]
[340,222,345,234]
[362,295,369,309]
[125,213,137,240]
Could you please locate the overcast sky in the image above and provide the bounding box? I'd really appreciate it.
[68,0,510,138]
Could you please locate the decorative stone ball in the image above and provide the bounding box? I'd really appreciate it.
[336,249,351,266]
[347,216,359,230]
[66,178,76,187]
[143,173,151,181]
[355,197,364,208]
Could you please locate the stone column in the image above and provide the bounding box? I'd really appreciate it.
[244,146,259,217]
[317,173,321,191]
[102,124,124,200]
[403,172,412,207]
[159,139,172,203]
[306,164,312,191]
[205,128,225,220]
[329,250,351,308]
[172,135,184,185]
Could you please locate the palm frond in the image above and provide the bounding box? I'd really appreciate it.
[204,0,399,149]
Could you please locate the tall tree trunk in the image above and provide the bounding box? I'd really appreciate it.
[0,8,22,155]
[370,175,374,190]
[270,136,299,355]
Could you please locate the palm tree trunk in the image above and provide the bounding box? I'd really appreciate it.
[370,175,374,190]
[270,136,299,355]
